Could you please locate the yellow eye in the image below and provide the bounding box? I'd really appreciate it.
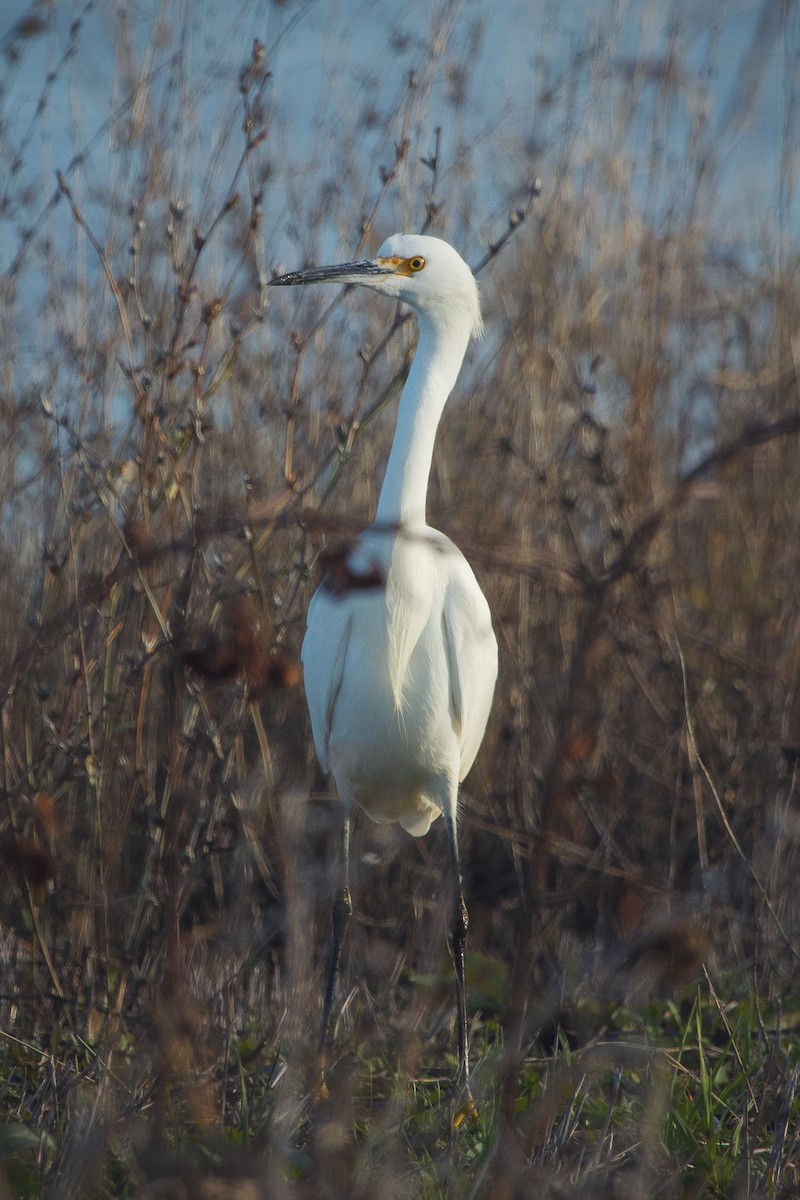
[408,256,425,272]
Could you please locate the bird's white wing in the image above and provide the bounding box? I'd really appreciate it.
[441,556,498,780]
[301,587,352,774]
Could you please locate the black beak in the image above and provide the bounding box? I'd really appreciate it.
[268,259,394,286]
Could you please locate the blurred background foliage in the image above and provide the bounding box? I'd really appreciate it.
[0,1,800,1195]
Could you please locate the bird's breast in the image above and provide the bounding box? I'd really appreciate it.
[304,534,459,825]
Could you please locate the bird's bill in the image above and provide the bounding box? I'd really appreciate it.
[268,259,395,287]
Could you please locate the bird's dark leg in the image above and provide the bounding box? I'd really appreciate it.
[444,806,476,1125]
[317,806,352,1093]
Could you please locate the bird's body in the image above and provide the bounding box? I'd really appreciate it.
[269,233,497,1113]
[303,522,496,837]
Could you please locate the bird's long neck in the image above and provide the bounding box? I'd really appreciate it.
[375,312,470,528]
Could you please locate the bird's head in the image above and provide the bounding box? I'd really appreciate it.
[269,233,483,339]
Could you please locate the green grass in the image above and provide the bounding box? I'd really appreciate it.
[3,977,799,1196]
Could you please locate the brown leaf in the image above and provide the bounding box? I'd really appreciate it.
[320,544,385,597]
[31,792,58,843]
[123,518,159,564]
[183,636,240,681]
[564,726,597,764]
[184,595,299,696]
[0,835,56,906]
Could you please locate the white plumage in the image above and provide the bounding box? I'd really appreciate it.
[270,233,497,1113]
[302,524,496,836]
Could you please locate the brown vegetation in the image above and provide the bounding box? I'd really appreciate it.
[1,4,799,1196]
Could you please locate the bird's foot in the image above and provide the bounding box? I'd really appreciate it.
[452,1086,479,1129]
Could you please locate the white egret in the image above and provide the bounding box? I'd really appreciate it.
[269,234,498,1113]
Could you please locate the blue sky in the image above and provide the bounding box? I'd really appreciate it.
[2,0,796,267]
[0,0,795,433]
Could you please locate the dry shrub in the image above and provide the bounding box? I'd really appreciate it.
[0,3,798,1196]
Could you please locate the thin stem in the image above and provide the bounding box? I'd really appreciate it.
[319,808,352,1056]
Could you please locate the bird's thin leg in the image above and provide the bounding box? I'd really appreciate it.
[444,804,476,1124]
[319,806,352,1074]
